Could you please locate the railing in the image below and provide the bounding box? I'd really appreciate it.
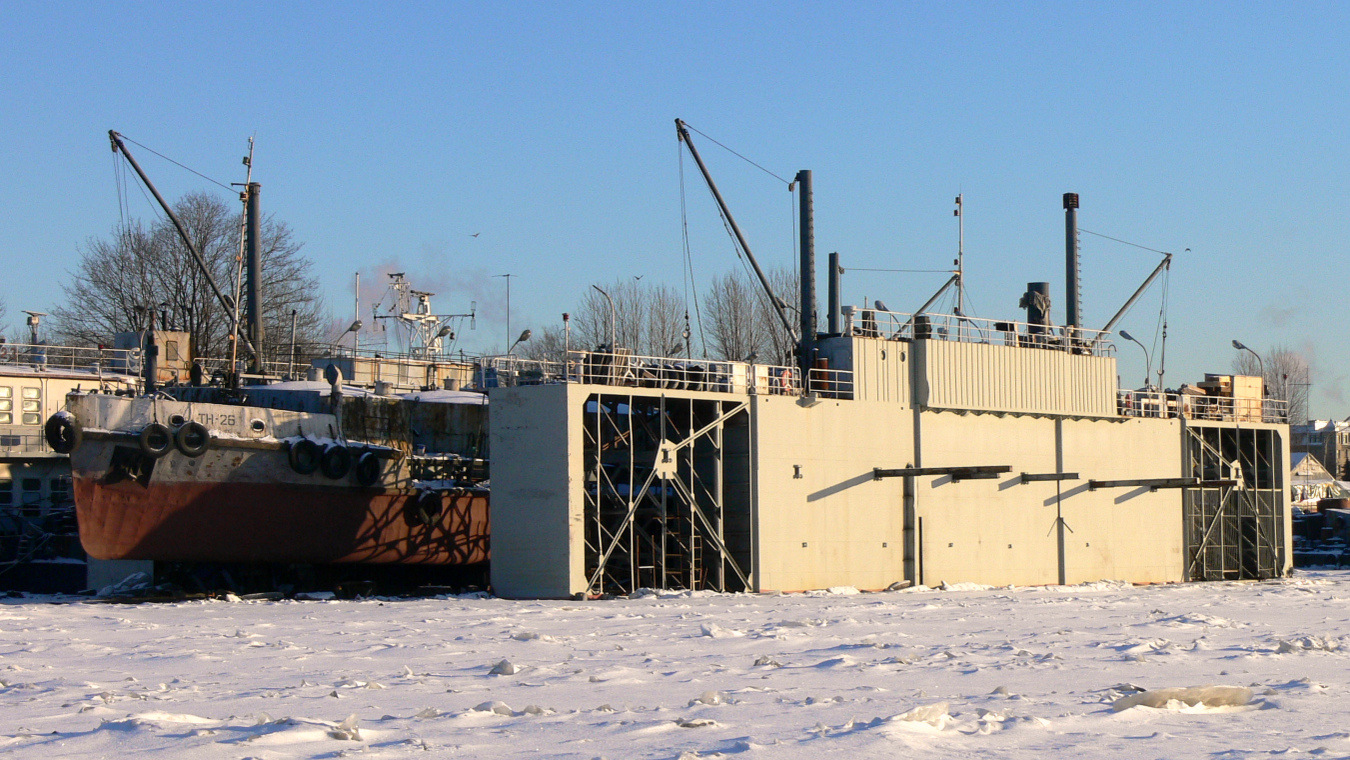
[0,432,52,456]
[1117,389,1289,423]
[557,350,854,399]
[194,356,306,381]
[0,343,142,375]
[475,355,566,388]
[843,308,1117,357]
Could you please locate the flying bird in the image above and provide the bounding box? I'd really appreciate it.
[470,233,481,238]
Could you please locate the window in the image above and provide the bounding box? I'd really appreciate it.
[165,340,180,362]
[50,475,71,506]
[20,478,41,517]
[0,478,12,506]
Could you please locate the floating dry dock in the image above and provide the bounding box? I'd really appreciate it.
[490,314,1289,598]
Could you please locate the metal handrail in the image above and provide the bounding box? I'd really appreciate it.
[0,342,142,374]
[1117,389,1288,423]
[842,307,1117,357]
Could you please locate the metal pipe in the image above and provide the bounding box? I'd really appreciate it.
[796,169,816,376]
[288,308,297,380]
[675,119,795,340]
[108,130,257,361]
[1064,193,1080,328]
[827,252,841,334]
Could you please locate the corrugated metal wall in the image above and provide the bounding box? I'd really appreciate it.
[912,340,1116,417]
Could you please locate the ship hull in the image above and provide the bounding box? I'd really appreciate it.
[75,477,488,565]
[62,390,491,567]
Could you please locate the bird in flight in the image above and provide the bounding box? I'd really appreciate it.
[470,233,481,238]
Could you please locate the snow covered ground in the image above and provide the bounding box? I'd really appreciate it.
[5,572,1350,759]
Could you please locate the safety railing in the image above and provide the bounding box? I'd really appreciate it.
[843,308,1117,357]
[562,350,812,396]
[475,355,566,388]
[0,343,142,375]
[1117,389,1288,423]
[0,432,51,456]
[807,367,855,399]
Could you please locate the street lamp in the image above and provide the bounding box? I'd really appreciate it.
[592,285,616,353]
[508,329,532,355]
[1117,330,1151,389]
[1232,339,1265,391]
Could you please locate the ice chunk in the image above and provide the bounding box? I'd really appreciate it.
[473,701,514,716]
[327,714,361,741]
[690,691,725,706]
[1111,686,1253,712]
[892,702,950,727]
[489,659,518,676]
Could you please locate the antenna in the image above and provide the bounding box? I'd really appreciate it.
[954,194,964,316]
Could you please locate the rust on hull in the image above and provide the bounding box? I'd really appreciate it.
[75,478,489,565]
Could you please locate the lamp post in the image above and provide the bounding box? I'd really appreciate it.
[496,274,514,354]
[1117,330,1151,390]
[1232,339,1264,391]
[592,284,616,353]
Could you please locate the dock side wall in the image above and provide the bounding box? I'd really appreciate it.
[488,384,584,599]
[915,413,1184,586]
[750,395,912,592]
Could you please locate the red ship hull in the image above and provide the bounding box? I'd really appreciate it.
[75,478,489,565]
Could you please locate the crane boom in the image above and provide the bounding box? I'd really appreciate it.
[108,130,258,362]
[675,119,796,342]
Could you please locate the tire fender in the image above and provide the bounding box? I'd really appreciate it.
[44,413,82,454]
[174,421,210,457]
[320,443,353,480]
[288,438,320,475]
[139,423,173,459]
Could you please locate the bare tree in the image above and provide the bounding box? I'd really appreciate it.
[1232,344,1310,423]
[702,272,766,361]
[52,192,327,364]
[572,279,687,358]
[519,324,567,364]
[700,267,799,363]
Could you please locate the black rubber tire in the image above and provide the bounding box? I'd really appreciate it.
[174,421,210,458]
[45,413,82,454]
[288,438,320,475]
[139,423,173,459]
[415,490,443,526]
[353,450,382,487]
[320,443,353,480]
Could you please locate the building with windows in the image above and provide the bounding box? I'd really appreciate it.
[0,344,139,591]
[1292,420,1350,481]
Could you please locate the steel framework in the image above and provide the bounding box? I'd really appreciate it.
[581,391,753,595]
[1183,424,1284,580]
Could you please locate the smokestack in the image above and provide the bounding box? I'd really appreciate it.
[797,170,816,374]
[1021,282,1052,332]
[1064,192,1080,329]
[827,251,841,335]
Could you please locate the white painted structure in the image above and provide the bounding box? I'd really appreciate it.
[490,322,1291,599]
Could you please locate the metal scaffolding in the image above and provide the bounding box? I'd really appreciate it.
[1183,424,1284,580]
[581,391,753,595]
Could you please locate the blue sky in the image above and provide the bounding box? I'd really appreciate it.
[3,3,1348,416]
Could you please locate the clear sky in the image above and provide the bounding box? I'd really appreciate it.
[3,2,1347,417]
